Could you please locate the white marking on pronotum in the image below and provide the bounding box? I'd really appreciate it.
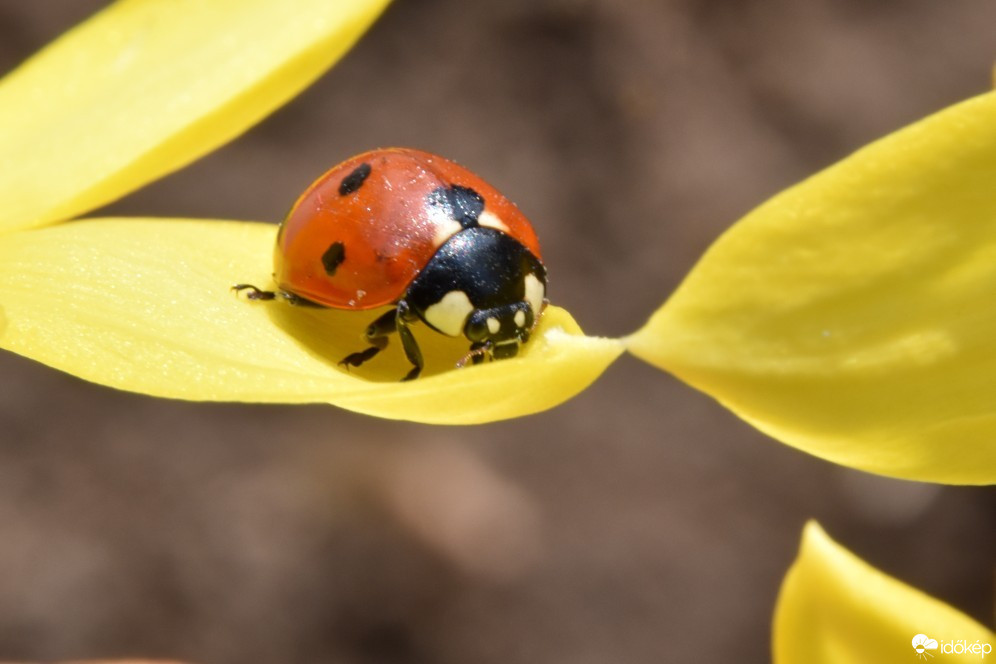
[477,210,510,233]
[487,317,501,334]
[524,273,545,323]
[424,290,474,337]
[514,309,527,328]
[432,218,464,247]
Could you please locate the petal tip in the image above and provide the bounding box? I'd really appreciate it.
[800,520,828,545]
[629,92,996,485]
[0,222,619,425]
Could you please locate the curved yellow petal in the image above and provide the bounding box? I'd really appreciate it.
[0,0,389,233]
[629,92,996,484]
[0,219,622,424]
[774,522,994,664]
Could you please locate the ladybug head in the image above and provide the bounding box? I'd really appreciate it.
[404,228,548,363]
[454,294,545,366]
[464,300,536,357]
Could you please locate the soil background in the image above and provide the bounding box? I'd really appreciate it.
[1,1,994,663]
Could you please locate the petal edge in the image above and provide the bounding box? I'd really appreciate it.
[0,0,390,232]
[774,522,994,664]
[0,218,622,424]
[629,92,996,484]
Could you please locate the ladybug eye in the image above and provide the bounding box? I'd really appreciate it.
[464,312,491,342]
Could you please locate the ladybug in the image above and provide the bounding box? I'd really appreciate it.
[234,148,548,381]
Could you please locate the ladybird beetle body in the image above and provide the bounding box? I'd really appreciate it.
[236,148,548,381]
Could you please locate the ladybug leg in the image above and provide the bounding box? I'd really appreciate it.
[232,284,323,307]
[232,284,276,300]
[456,341,493,368]
[281,292,324,307]
[396,301,424,381]
[339,308,397,369]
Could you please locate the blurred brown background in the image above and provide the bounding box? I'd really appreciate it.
[1,1,995,662]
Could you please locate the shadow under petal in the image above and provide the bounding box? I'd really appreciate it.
[265,299,472,383]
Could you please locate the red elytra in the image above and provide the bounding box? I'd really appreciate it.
[274,147,543,310]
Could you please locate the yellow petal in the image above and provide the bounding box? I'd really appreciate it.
[0,0,389,233]
[774,522,994,664]
[0,219,622,423]
[628,91,996,484]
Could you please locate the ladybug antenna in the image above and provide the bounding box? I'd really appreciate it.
[456,341,494,368]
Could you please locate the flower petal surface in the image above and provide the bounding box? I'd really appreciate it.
[0,219,622,423]
[0,0,389,232]
[774,522,994,664]
[629,92,996,484]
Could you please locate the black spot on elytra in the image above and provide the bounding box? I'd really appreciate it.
[338,162,371,195]
[427,185,484,228]
[322,242,346,275]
